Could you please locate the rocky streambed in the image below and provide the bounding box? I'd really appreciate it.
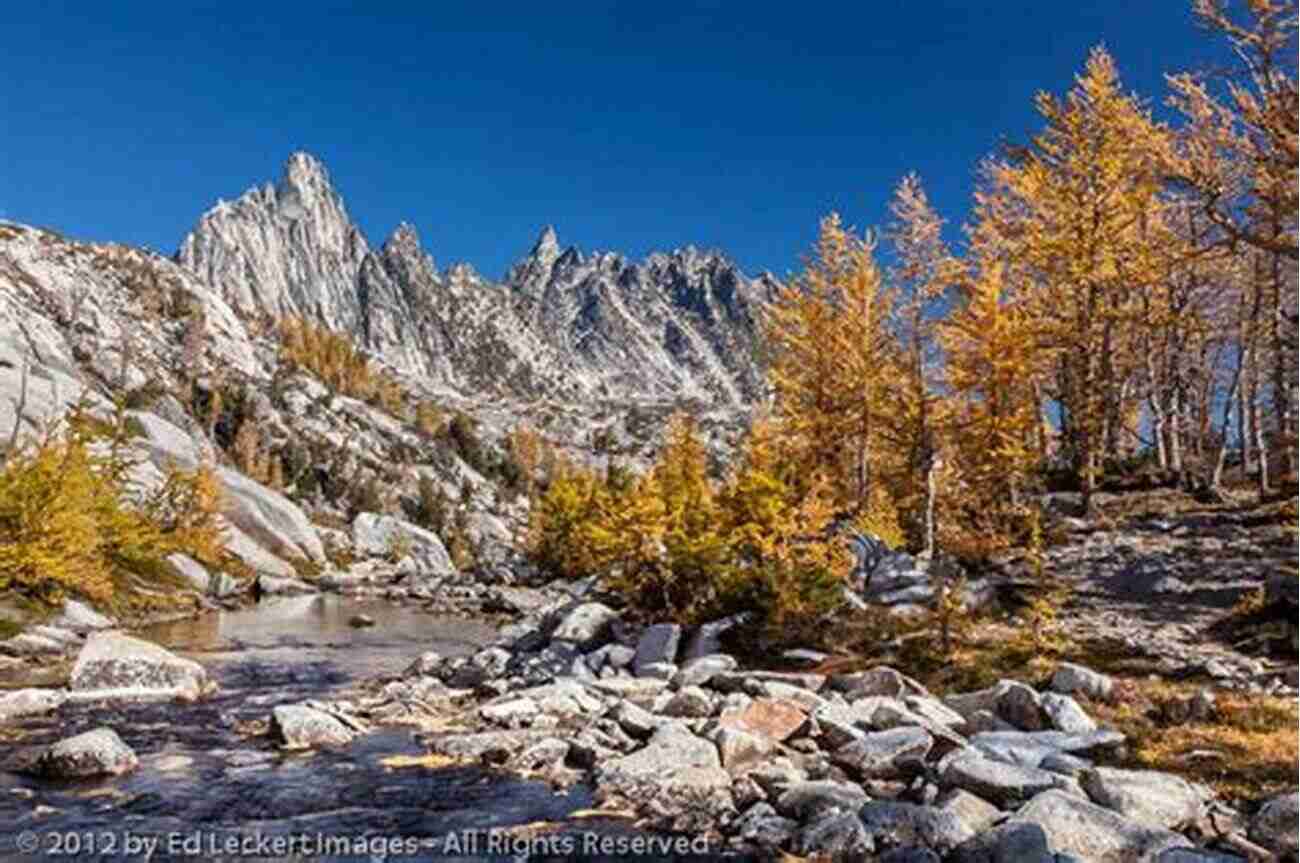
[1,584,1296,862]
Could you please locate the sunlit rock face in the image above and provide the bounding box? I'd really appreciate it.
[177,152,777,405]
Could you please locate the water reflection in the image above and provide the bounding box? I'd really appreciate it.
[138,595,498,681]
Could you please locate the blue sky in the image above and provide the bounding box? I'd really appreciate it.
[3,2,1227,280]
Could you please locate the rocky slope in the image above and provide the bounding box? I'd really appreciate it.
[0,151,774,632]
[178,152,776,405]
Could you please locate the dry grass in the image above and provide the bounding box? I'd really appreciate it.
[1089,678,1298,802]
[808,618,1296,803]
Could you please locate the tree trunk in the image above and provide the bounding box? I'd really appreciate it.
[1209,360,1242,492]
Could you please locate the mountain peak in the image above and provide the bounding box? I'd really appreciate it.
[531,225,560,260]
[385,221,422,251]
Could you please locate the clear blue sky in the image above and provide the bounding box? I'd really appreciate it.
[3,2,1227,280]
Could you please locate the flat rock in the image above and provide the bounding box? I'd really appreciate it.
[255,574,315,595]
[1079,767,1207,830]
[70,632,212,700]
[596,723,720,784]
[833,728,933,779]
[588,678,667,700]
[970,729,1126,768]
[942,750,1068,806]
[479,697,539,726]
[717,697,807,742]
[429,730,552,761]
[0,633,66,657]
[1012,789,1193,862]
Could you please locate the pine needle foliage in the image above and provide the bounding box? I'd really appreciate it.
[0,400,226,609]
[526,414,851,640]
[279,316,406,414]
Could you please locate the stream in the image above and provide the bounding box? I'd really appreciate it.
[0,596,654,862]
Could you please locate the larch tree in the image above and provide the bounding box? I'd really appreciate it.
[885,173,961,555]
[971,48,1176,514]
[939,260,1045,532]
[765,214,902,517]
[1166,0,1299,480]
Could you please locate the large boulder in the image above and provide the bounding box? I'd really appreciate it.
[219,466,325,565]
[128,411,322,570]
[69,632,213,700]
[1079,767,1207,831]
[352,513,453,574]
[1011,790,1192,862]
[35,728,138,778]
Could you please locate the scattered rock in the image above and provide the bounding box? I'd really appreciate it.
[671,653,738,689]
[1248,791,1298,858]
[1050,663,1114,702]
[717,697,807,742]
[632,623,682,674]
[54,600,115,633]
[0,688,66,721]
[833,728,933,780]
[551,602,619,647]
[774,780,870,821]
[858,800,976,854]
[35,728,138,778]
[1079,766,1207,831]
[1012,789,1193,862]
[270,704,356,749]
[941,750,1068,807]
[1040,692,1098,734]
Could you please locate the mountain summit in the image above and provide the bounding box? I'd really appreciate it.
[176,153,775,404]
